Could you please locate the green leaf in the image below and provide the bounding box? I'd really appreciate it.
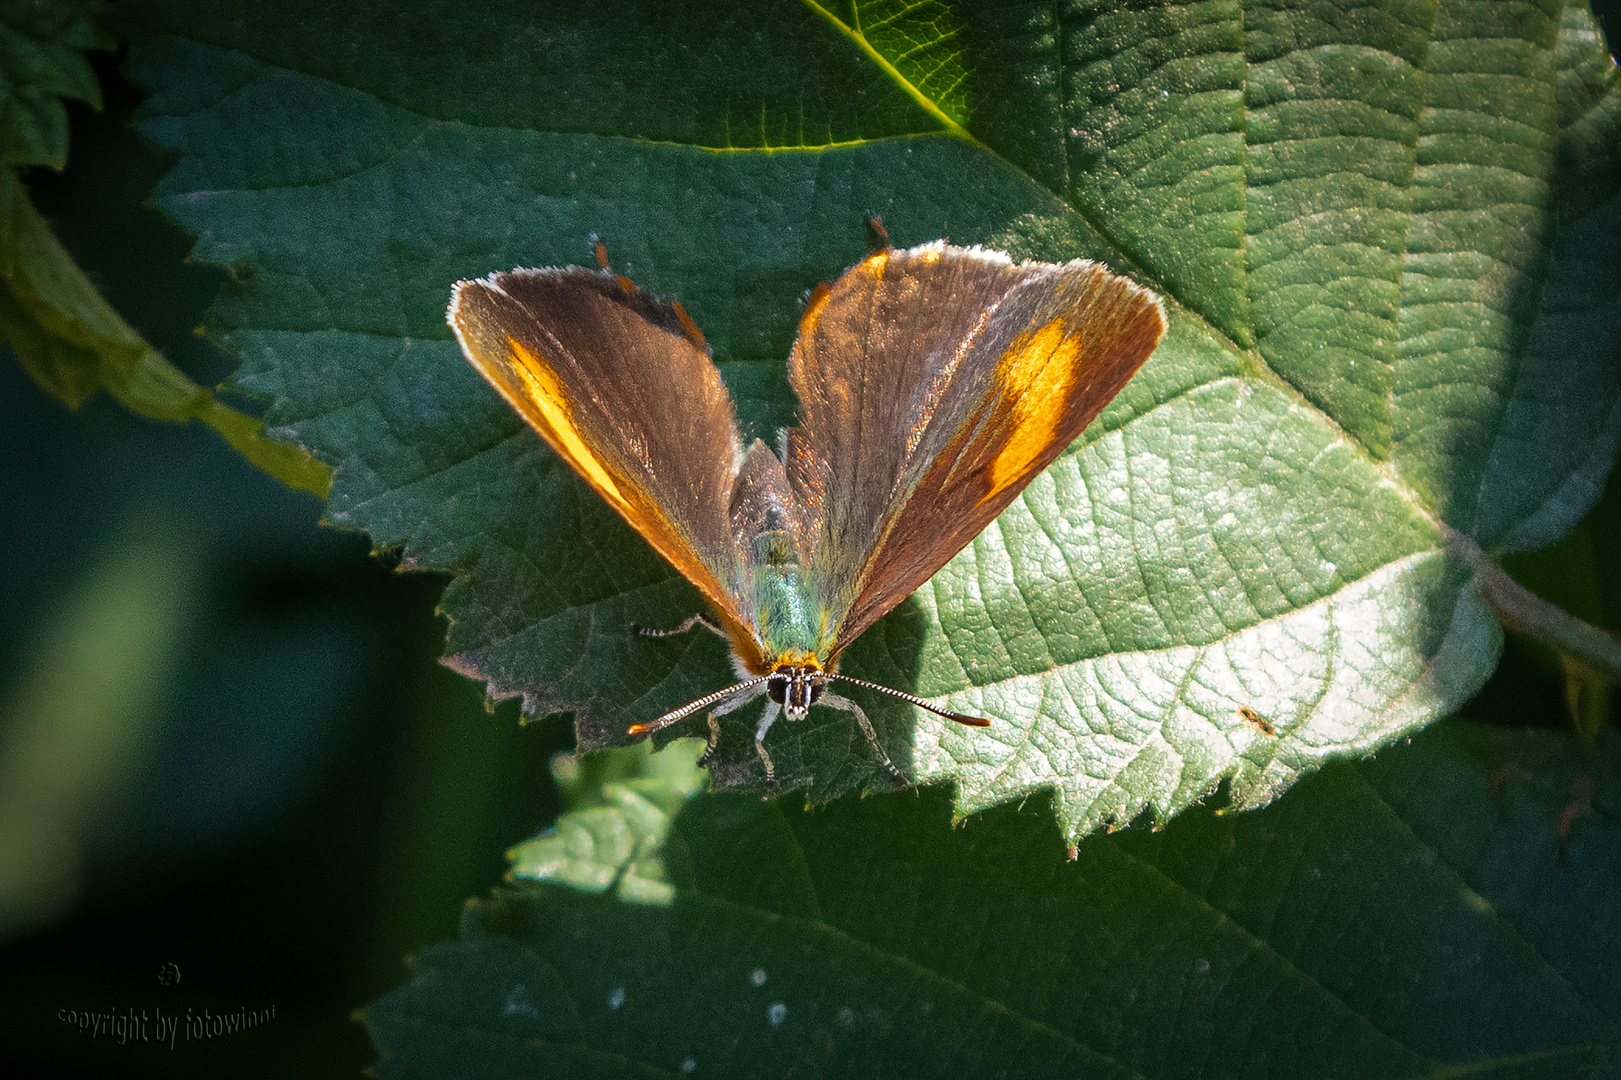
[508,737,708,905]
[121,0,1621,839]
[0,0,329,495]
[363,720,1621,1078]
[0,175,331,496]
[0,0,109,170]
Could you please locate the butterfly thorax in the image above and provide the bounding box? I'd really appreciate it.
[731,440,834,673]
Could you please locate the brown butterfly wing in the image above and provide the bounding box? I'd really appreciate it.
[784,243,1167,658]
[449,268,763,668]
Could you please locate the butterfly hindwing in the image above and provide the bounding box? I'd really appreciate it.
[449,268,764,666]
[784,243,1168,656]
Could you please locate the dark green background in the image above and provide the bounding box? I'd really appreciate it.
[0,54,566,1077]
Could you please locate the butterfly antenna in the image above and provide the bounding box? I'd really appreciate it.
[829,674,992,727]
[627,676,771,737]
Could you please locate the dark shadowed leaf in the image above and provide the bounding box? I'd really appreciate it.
[0,0,106,172]
[364,721,1621,1079]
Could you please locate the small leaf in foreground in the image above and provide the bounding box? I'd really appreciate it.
[508,737,707,905]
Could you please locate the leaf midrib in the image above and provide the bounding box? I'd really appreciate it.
[801,0,975,143]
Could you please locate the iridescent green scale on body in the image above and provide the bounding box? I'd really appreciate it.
[732,440,831,667]
[746,552,829,666]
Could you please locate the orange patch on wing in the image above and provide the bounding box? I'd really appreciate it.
[980,319,1083,502]
[506,337,634,518]
[500,336,765,669]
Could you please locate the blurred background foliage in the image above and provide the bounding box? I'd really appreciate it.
[0,40,566,1079]
[0,3,1618,1077]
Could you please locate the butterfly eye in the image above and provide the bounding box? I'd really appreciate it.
[767,676,789,706]
[807,680,824,705]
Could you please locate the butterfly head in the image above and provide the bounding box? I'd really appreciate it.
[766,662,826,721]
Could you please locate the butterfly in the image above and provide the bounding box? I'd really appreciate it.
[448,223,1166,788]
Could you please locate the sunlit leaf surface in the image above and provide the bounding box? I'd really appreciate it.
[123,0,1621,840]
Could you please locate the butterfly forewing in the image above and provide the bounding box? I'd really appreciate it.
[784,243,1168,656]
[449,269,763,665]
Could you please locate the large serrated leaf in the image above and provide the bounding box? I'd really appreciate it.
[121,0,1621,840]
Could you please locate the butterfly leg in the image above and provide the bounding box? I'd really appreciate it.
[754,701,782,797]
[697,684,761,770]
[821,692,907,790]
[630,612,728,640]
[701,713,721,769]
